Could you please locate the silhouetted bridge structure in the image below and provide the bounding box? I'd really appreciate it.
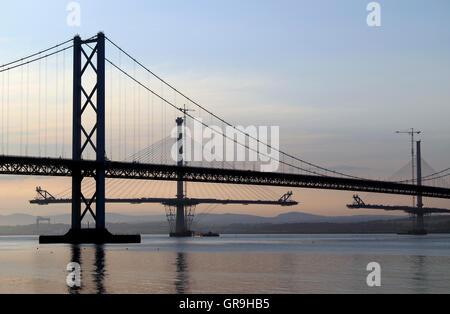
[1,156,450,199]
[1,32,450,243]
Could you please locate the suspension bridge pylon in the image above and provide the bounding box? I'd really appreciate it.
[40,33,140,244]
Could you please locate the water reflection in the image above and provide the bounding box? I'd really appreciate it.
[411,255,428,294]
[174,252,189,294]
[68,245,81,295]
[41,235,450,294]
[94,245,106,294]
[68,245,107,294]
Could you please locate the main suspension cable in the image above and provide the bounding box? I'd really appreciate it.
[0,45,73,74]
[0,38,73,69]
[99,54,335,177]
[104,36,367,180]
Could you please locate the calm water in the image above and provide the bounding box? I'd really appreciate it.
[0,234,450,294]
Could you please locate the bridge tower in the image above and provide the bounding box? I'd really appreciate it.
[171,116,193,237]
[414,141,426,234]
[40,33,140,244]
[71,33,106,231]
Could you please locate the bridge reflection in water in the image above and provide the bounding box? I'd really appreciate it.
[68,245,107,295]
[174,252,189,294]
[67,244,190,294]
[1,235,449,294]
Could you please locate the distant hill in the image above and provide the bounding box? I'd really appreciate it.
[0,211,398,227]
[192,212,398,227]
[192,215,450,234]
[0,214,36,226]
[1,215,450,236]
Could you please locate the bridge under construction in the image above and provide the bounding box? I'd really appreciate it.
[348,141,450,235]
[1,32,450,243]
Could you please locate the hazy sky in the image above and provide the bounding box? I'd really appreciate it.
[0,0,449,217]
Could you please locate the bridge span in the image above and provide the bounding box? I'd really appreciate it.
[1,155,450,200]
[2,32,450,243]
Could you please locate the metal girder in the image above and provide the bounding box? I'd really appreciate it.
[348,204,450,214]
[30,197,298,207]
[2,156,450,199]
[347,204,450,214]
[104,161,450,199]
[347,196,450,214]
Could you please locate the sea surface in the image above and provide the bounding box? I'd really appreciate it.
[0,234,449,294]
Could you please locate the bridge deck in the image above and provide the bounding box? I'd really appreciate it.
[1,156,450,199]
[30,197,298,206]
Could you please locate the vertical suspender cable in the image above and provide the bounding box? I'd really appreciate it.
[133,62,136,159]
[6,71,9,155]
[222,121,225,169]
[38,59,41,156]
[118,51,122,160]
[160,81,163,164]
[20,65,23,155]
[137,66,141,156]
[45,57,48,157]
[110,60,113,160]
[147,71,150,154]
[1,71,3,154]
[26,63,29,156]
[151,90,154,161]
[55,50,58,156]
[164,83,167,163]
[124,63,127,160]
[62,49,66,158]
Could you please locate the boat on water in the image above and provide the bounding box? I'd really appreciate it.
[195,232,220,237]
[171,230,220,238]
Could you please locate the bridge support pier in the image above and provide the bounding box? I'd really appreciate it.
[171,117,193,237]
[40,33,140,244]
[400,140,427,236]
[411,141,427,235]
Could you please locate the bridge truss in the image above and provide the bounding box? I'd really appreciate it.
[2,32,450,243]
[1,156,450,199]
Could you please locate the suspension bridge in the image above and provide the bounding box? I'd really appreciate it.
[1,33,450,243]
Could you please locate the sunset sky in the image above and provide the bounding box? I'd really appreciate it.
[0,0,449,218]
